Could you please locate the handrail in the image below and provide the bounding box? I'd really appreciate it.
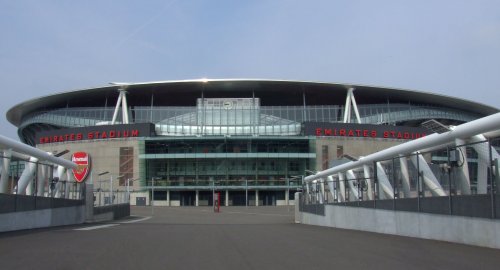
[305,112,500,182]
[0,134,77,169]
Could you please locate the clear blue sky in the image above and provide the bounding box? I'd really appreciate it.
[1,0,499,139]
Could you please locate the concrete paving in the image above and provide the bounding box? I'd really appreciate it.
[0,206,499,270]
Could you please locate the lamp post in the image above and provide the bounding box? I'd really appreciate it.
[212,178,215,209]
[151,177,161,215]
[127,178,139,203]
[98,171,109,206]
[110,175,113,204]
[111,175,124,204]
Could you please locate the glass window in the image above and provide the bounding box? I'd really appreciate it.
[119,147,134,186]
[322,145,329,170]
[336,145,343,159]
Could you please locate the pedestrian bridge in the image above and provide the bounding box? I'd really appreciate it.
[299,112,500,249]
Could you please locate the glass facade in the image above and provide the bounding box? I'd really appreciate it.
[22,103,480,127]
[142,138,312,189]
[20,102,481,144]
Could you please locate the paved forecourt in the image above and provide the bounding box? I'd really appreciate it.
[0,206,499,270]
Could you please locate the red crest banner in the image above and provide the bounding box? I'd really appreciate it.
[71,152,91,183]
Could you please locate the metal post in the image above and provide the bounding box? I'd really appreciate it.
[356,177,361,201]
[373,161,378,208]
[245,179,248,207]
[110,175,113,205]
[49,165,54,198]
[496,158,500,194]
[99,180,102,206]
[392,158,396,210]
[151,177,155,215]
[127,178,130,203]
[488,139,495,219]
[357,178,361,207]
[344,178,348,205]
[217,192,221,212]
[286,177,290,207]
[447,146,453,215]
[334,177,338,202]
[317,181,321,204]
[416,152,421,212]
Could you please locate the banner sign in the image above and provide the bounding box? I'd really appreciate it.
[71,152,91,183]
[304,122,429,140]
[36,123,155,145]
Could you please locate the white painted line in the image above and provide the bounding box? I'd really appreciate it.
[223,211,293,217]
[118,216,151,224]
[74,224,119,231]
[196,209,293,217]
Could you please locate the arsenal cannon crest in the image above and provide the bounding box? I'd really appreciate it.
[71,152,91,183]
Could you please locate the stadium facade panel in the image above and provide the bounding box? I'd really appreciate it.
[7,79,498,206]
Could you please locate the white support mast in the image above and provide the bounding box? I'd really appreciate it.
[343,88,362,124]
[111,88,130,125]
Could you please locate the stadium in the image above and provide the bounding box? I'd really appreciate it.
[6,79,499,206]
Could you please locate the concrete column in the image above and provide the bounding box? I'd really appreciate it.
[326,175,336,201]
[455,138,471,194]
[363,165,374,200]
[376,162,395,199]
[410,153,446,197]
[65,170,72,199]
[477,159,488,194]
[37,163,48,196]
[338,173,346,202]
[346,170,359,201]
[319,179,325,203]
[54,165,67,198]
[256,190,259,206]
[16,157,38,195]
[495,158,500,194]
[166,190,170,207]
[398,156,411,198]
[0,150,12,193]
[195,190,199,206]
[225,190,229,206]
[285,190,289,205]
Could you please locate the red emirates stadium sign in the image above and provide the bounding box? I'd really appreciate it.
[71,152,91,183]
[35,123,155,145]
[304,122,429,140]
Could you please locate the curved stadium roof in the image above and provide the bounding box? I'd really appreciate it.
[7,79,498,127]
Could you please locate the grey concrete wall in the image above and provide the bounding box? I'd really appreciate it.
[0,205,86,232]
[93,203,130,221]
[0,183,130,232]
[297,202,500,249]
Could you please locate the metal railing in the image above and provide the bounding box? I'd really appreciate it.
[144,179,302,188]
[93,188,130,206]
[302,138,500,219]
